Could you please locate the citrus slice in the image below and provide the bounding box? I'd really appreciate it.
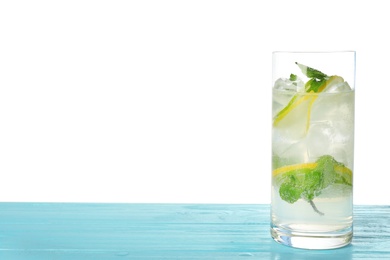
[273,156,353,215]
[273,159,352,186]
[273,162,317,177]
[273,75,345,131]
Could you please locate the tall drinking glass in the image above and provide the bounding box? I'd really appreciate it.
[271,51,355,249]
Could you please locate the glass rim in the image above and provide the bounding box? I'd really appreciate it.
[273,50,356,54]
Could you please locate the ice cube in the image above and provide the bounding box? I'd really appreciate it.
[272,135,310,165]
[273,77,305,113]
[310,91,354,140]
[306,122,351,167]
[306,121,334,160]
[273,77,304,92]
[324,81,351,93]
[307,91,354,166]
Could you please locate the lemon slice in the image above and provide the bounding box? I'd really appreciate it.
[273,160,352,185]
[273,155,352,211]
[273,75,345,130]
[273,162,317,177]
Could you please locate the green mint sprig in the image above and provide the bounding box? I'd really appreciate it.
[277,155,352,215]
[295,62,329,93]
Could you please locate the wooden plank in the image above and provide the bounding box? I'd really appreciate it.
[0,203,389,259]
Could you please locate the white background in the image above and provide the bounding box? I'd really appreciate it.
[0,1,388,204]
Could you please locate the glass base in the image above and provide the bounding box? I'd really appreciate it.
[271,225,352,250]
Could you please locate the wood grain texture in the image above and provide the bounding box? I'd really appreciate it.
[0,203,389,259]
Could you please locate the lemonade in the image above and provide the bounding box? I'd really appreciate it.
[271,57,355,249]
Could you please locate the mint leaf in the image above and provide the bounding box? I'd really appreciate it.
[276,155,351,215]
[295,62,328,79]
[289,74,297,81]
[316,155,338,188]
[305,78,327,93]
[295,62,329,93]
[279,175,302,203]
[301,169,322,201]
[317,155,352,187]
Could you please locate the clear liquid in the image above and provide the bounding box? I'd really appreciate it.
[272,185,353,232]
[272,90,355,168]
[271,89,354,249]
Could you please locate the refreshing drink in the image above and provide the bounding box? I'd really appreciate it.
[271,52,355,249]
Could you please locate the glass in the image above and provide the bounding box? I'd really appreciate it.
[271,51,355,249]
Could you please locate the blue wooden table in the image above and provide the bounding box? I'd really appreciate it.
[0,203,389,259]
